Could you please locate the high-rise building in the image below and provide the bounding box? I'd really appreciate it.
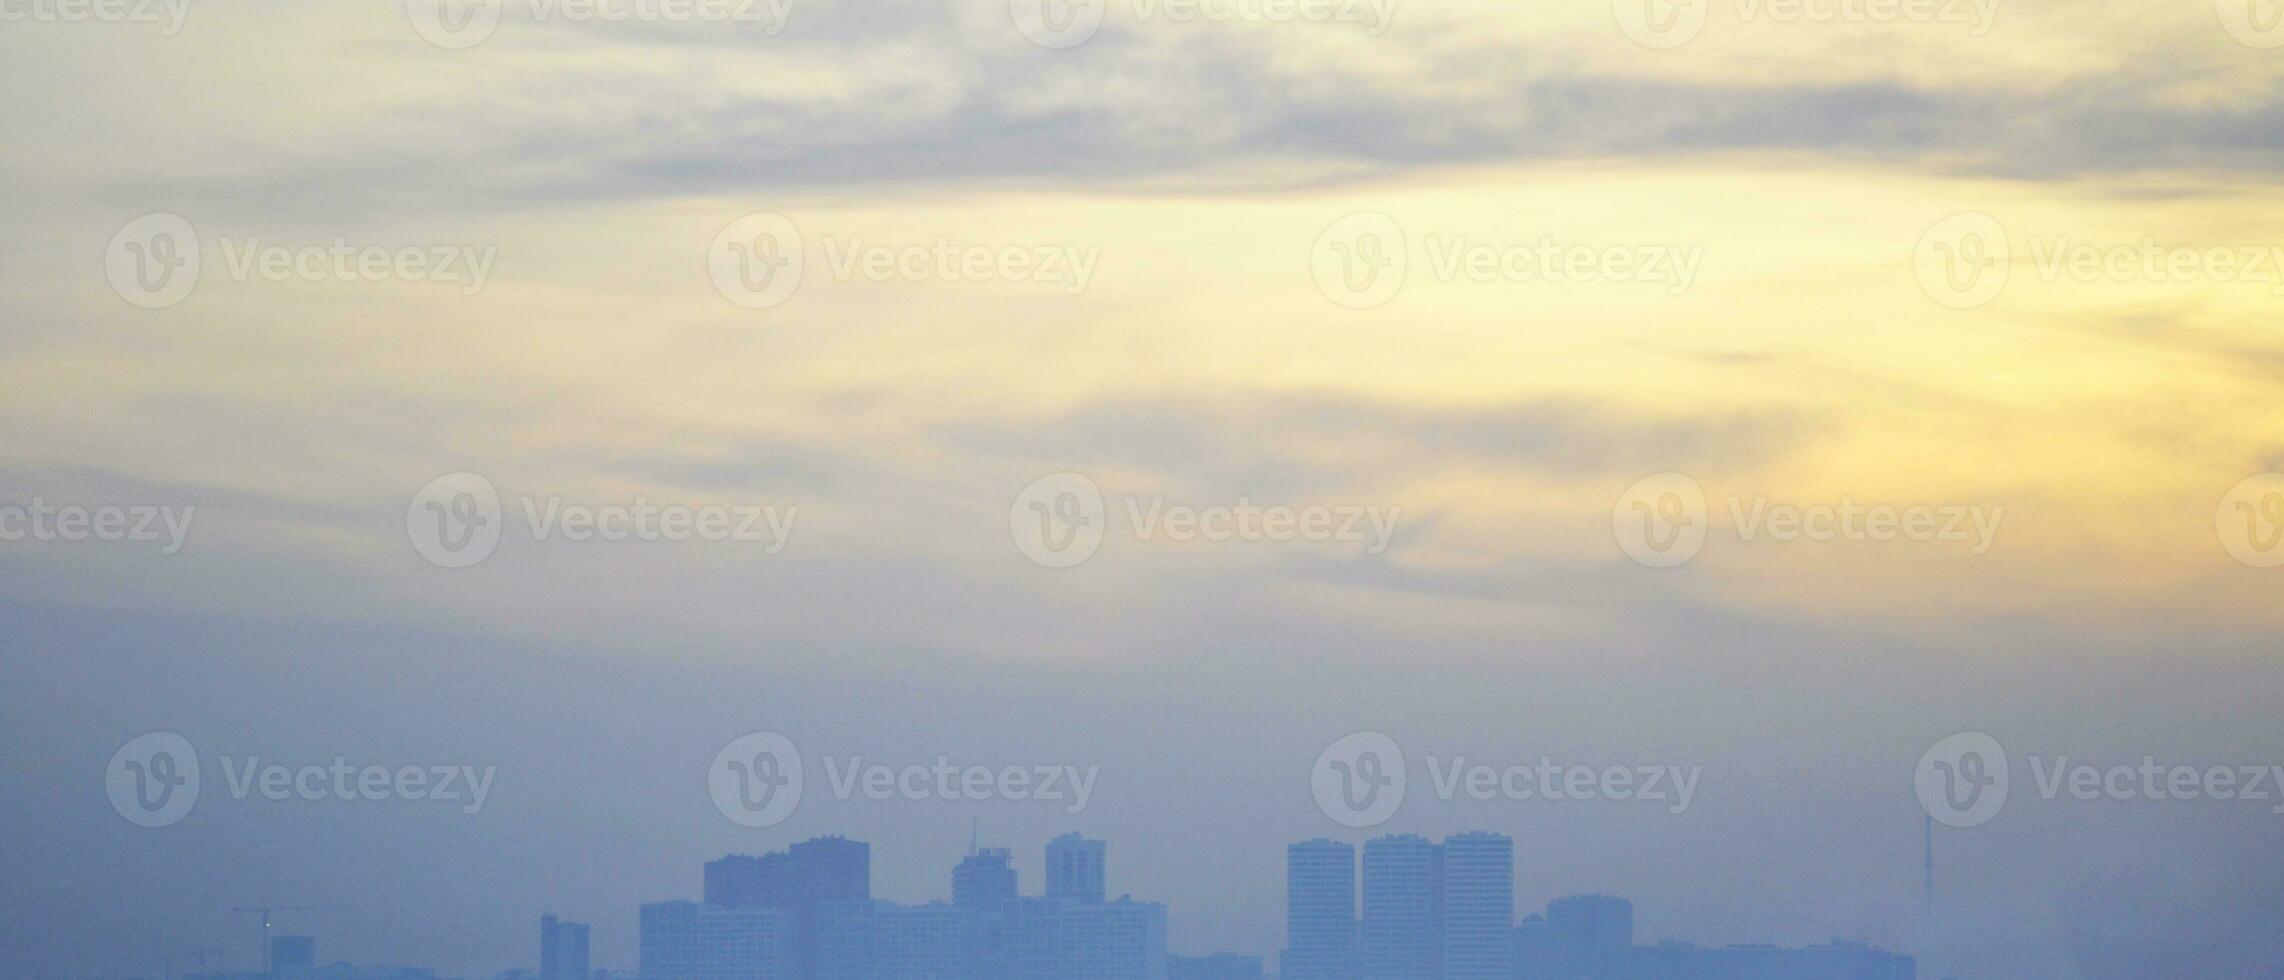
[788,837,872,979]
[1515,914,1560,980]
[1063,899,1168,980]
[789,836,872,905]
[952,846,1017,980]
[669,834,1190,980]
[997,898,1061,980]
[954,848,1019,909]
[270,936,316,972]
[700,839,871,980]
[1000,896,1167,980]
[1360,834,1437,980]
[1436,832,1513,980]
[1529,895,1632,979]
[705,841,869,895]
[809,900,878,980]
[1282,839,1356,980]
[639,900,795,980]
[808,899,968,980]
[705,852,787,909]
[873,902,967,980]
[1044,833,1107,905]
[540,915,591,980]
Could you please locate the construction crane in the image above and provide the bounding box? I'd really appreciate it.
[230,905,350,974]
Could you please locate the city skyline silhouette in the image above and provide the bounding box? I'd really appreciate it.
[14,1,2284,978]
[150,830,1918,980]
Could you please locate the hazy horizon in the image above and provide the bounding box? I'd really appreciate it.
[7,1,2284,978]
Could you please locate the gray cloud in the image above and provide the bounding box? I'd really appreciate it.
[945,390,1819,496]
[32,9,2284,221]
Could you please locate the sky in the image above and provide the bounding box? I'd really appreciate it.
[5,1,2284,978]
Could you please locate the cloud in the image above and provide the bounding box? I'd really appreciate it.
[11,0,2284,222]
[946,390,1819,495]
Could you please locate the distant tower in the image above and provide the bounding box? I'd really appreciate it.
[1284,839,1357,980]
[540,915,590,980]
[1438,832,1515,980]
[706,853,785,908]
[954,847,1019,909]
[541,915,560,979]
[1362,834,1437,980]
[787,836,872,904]
[1045,833,1107,905]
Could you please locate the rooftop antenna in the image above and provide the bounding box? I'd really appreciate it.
[969,817,980,857]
